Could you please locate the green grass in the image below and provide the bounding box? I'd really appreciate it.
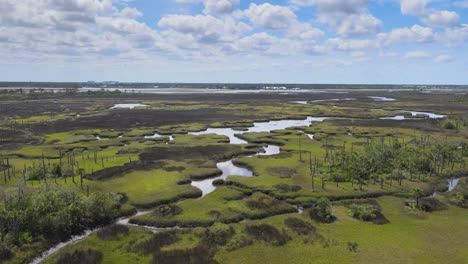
[36,196,468,264]
[43,226,154,264]
[131,187,296,227]
[90,164,202,208]
[214,196,468,264]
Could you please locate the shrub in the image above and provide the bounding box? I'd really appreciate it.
[55,249,103,264]
[244,224,290,246]
[284,218,315,235]
[347,241,359,253]
[309,197,335,223]
[133,231,180,255]
[199,224,235,246]
[150,245,217,264]
[246,199,269,210]
[417,197,447,212]
[225,235,253,251]
[96,224,129,240]
[349,204,377,221]
[443,120,456,130]
[0,242,12,260]
[154,204,182,217]
[212,179,225,186]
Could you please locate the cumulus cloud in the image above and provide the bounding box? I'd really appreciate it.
[158,15,250,44]
[0,0,466,68]
[244,3,297,30]
[242,3,323,40]
[378,25,434,46]
[401,0,459,28]
[292,0,381,36]
[175,0,240,15]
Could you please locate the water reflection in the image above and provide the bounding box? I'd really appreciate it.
[191,160,253,197]
[110,103,149,109]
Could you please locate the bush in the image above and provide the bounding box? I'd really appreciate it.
[154,204,182,217]
[133,231,180,255]
[56,249,103,264]
[417,197,447,212]
[244,224,290,246]
[443,120,456,130]
[309,197,335,223]
[284,217,315,235]
[349,204,377,221]
[150,245,217,264]
[225,235,253,251]
[96,225,129,240]
[212,179,225,186]
[199,224,235,246]
[0,242,12,260]
[347,241,359,253]
[246,199,269,210]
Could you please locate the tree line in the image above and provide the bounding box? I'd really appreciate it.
[307,136,466,191]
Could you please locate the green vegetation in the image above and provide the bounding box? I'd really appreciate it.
[0,90,467,263]
[0,189,119,263]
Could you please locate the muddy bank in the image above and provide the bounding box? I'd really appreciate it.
[27,108,247,134]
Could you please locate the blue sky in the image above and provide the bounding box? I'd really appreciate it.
[1,0,468,84]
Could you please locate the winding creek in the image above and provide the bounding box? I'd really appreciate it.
[30,116,325,263]
[381,111,446,120]
[29,113,452,263]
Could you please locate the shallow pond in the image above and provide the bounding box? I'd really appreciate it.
[110,103,149,109]
[189,117,327,144]
[246,117,327,133]
[144,133,175,141]
[191,160,253,197]
[311,98,355,103]
[257,145,281,156]
[381,110,446,120]
[368,96,396,101]
[189,128,247,144]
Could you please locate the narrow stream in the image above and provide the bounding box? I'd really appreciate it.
[381,110,446,120]
[188,116,327,144]
[110,103,149,109]
[30,116,326,263]
[432,178,464,197]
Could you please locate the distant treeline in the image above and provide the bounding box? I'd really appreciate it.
[0,82,467,90]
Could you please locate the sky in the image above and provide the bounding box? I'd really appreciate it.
[1,0,468,84]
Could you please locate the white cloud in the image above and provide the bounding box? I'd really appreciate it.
[158,15,250,44]
[404,50,431,59]
[326,38,375,51]
[244,3,297,30]
[400,0,459,28]
[292,0,381,36]
[433,55,452,63]
[242,3,323,40]
[436,24,468,45]
[204,0,239,15]
[175,0,240,15]
[378,25,434,46]
[401,0,430,15]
